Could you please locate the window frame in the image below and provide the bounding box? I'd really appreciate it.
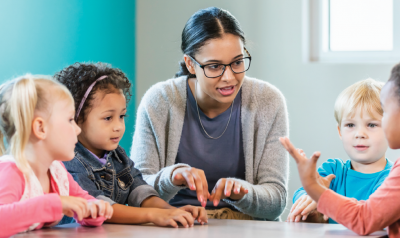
[304,0,400,63]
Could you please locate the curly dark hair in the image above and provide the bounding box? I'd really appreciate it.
[54,62,132,123]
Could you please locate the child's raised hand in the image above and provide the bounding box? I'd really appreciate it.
[209,178,249,207]
[178,205,208,225]
[86,200,113,220]
[60,196,88,221]
[149,208,195,228]
[279,137,335,202]
[287,195,317,222]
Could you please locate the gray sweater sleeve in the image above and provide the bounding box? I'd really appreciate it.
[223,84,289,220]
[130,85,188,201]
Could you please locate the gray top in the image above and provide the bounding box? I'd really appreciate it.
[170,81,245,209]
[13,220,388,238]
[130,76,289,220]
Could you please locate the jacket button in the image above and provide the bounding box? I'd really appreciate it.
[105,174,112,181]
[118,179,125,189]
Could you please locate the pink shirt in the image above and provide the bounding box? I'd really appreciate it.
[0,162,106,238]
[318,158,400,237]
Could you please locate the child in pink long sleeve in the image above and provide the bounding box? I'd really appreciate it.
[280,62,400,237]
[0,75,113,237]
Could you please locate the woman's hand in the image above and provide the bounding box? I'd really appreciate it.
[148,208,195,228]
[60,196,88,221]
[178,205,208,225]
[172,167,209,207]
[279,137,334,203]
[209,178,248,207]
[86,200,113,220]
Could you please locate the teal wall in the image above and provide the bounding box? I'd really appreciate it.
[0,0,136,153]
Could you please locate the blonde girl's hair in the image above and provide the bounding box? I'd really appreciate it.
[0,74,73,177]
[334,78,384,126]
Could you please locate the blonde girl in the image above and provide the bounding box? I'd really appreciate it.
[0,75,112,237]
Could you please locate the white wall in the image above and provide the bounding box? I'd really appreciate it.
[136,0,397,220]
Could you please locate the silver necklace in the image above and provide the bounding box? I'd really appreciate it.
[193,80,234,139]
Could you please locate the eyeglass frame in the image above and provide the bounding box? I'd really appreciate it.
[188,47,252,78]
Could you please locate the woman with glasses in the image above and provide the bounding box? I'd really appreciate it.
[131,7,288,221]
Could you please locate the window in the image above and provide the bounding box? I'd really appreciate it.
[305,0,400,63]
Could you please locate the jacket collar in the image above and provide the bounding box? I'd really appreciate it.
[74,142,128,171]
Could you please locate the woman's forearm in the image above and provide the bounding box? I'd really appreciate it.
[223,179,286,220]
[148,164,190,201]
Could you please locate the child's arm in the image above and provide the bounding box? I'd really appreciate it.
[104,191,208,225]
[126,165,208,224]
[317,162,400,235]
[0,163,63,237]
[281,137,400,235]
[107,204,203,227]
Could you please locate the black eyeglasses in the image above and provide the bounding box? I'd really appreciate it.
[189,47,252,78]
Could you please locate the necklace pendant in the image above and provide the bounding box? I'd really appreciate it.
[194,80,234,140]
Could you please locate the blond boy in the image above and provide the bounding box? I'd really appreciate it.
[288,78,392,223]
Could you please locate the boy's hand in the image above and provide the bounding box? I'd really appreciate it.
[149,208,195,228]
[172,167,209,207]
[279,137,335,202]
[86,200,113,220]
[209,178,248,207]
[178,205,208,225]
[287,195,317,222]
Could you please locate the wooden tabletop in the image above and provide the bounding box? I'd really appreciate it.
[12,219,388,238]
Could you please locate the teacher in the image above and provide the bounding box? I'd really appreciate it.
[131,7,288,221]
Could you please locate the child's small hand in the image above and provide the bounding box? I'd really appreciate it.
[149,208,195,228]
[279,137,335,202]
[60,196,88,221]
[178,205,208,225]
[86,200,113,220]
[209,178,249,207]
[287,195,317,222]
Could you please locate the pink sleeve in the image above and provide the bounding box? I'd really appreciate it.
[317,159,400,235]
[0,163,63,237]
[65,164,105,226]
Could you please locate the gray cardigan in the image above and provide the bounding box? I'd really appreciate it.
[130,76,289,220]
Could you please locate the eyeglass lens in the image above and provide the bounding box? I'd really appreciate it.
[204,58,250,78]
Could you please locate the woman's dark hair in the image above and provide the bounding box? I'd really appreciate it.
[389,62,400,103]
[175,7,246,78]
[54,62,132,123]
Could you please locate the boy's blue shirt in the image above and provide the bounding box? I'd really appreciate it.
[293,158,393,224]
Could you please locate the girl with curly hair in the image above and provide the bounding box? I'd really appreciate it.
[54,62,207,228]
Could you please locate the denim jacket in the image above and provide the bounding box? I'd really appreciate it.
[64,142,159,207]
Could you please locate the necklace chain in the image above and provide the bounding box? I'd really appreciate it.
[194,81,234,140]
